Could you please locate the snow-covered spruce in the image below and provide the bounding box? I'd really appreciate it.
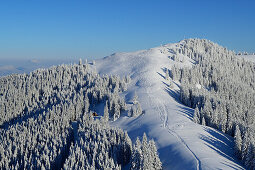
[63,114,131,169]
[173,39,255,169]
[0,61,160,169]
[130,133,162,170]
[0,62,128,127]
[63,116,161,169]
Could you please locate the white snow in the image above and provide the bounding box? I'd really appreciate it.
[196,83,202,89]
[95,43,245,169]
[238,54,255,62]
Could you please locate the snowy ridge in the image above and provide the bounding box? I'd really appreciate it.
[239,54,255,62]
[95,40,245,169]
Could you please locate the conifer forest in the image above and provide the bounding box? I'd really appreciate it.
[0,61,161,169]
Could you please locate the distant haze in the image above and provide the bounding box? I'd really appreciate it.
[0,58,79,77]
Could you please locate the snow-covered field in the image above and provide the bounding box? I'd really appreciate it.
[95,43,245,169]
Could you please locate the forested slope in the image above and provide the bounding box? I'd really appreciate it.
[172,39,255,169]
[0,60,161,169]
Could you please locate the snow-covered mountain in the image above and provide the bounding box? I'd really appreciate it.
[95,41,245,169]
[0,39,250,169]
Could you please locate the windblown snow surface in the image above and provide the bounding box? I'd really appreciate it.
[95,43,245,169]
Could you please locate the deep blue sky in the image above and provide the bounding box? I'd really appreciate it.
[0,0,254,60]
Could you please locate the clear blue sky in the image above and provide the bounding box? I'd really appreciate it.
[0,0,254,60]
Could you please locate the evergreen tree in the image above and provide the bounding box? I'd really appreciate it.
[234,125,242,159]
[131,137,142,170]
[136,103,143,117]
[165,69,170,81]
[133,92,138,105]
[201,116,206,126]
[104,101,109,121]
[193,107,200,124]
[149,140,162,170]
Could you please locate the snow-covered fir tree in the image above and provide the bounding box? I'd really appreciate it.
[131,133,162,170]
[0,59,162,169]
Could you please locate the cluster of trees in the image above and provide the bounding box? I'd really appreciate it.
[131,133,162,170]
[0,59,161,169]
[237,52,255,55]
[63,114,161,169]
[129,93,143,118]
[63,113,132,169]
[0,60,129,127]
[0,102,72,169]
[170,39,255,169]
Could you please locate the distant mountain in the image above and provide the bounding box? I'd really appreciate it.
[0,59,78,77]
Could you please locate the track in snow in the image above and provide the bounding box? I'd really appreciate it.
[146,86,201,170]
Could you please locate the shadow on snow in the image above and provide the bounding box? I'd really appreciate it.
[200,127,244,169]
[157,69,244,169]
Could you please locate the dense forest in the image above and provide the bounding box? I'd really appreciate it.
[0,60,161,169]
[170,39,255,169]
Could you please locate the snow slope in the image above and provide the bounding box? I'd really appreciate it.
[238,54,255,62]
[95,42,245,169]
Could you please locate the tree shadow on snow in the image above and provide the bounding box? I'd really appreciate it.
[123,114,196,169]
[156,68,244,169]
[123,90,136,104]
[221,162,244,170]
[164,83,194,121]
[162,81,169,88]
[164,86,181,103]
[158,144,197,170]
[176,105,194,121]
[200,127,244,169]
[119,113,148,139]
[157,72,165,79]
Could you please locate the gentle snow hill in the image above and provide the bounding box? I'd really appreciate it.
[95,41,245,169]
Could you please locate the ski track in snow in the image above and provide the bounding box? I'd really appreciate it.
[146,85,201,170]
[95,42,245,169]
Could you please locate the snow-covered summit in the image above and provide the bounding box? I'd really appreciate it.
[95,39,244,169]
